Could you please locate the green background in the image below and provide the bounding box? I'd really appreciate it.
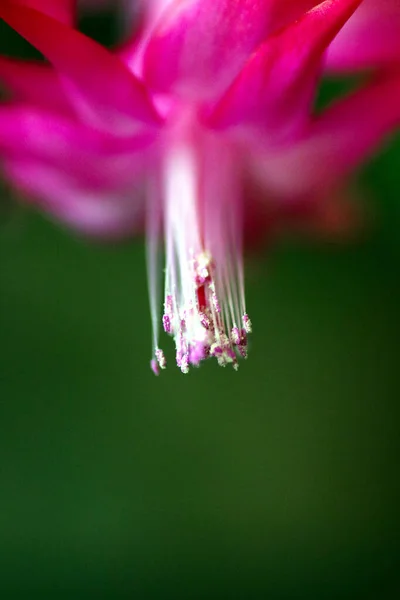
[0,4,399,598]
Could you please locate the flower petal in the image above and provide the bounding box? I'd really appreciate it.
[0,2,162,131]
[0,104,154,155]
[117,0,172,77]
[206,0,362,145]
[12,0,75,25]
[142,0,320,98]
[326,0,400,72]
[0,57,74,115]
[242,176,363,245]
[4,158,145,238]
[247,73,400,199]
[0,104,156,189]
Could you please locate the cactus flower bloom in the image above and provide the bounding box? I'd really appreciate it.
[326,0,400,72]
[1,0,400,373]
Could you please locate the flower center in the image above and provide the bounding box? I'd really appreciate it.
[147,130,251,375]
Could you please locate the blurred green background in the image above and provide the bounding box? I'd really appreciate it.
[0,3,400,598]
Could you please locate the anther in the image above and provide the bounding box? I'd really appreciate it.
[155,348,167,369]
[162,314,171,334]
[150,359,159,376]
[231,326,241,345]
[212,292,221,313]
[242,313,252,334]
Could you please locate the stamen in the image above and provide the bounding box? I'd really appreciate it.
[150,348,167,376]
[150,359,159,376]
[242,313,252,334]
[231,326,241,346]
[147,132,251,375]
[162,314,171,334]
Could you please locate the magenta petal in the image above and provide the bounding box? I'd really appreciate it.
[0,2,162,130]
[142,0,321,98]
[326,0,400,72]
[206,0,362,144]
[249,74,400,199]
[0,105,155,156]
[0,105,156,188]
[5,158,145,238]
[0,57,74,115]
[12,0,75,24]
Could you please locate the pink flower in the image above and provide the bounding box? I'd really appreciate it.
[326,0,400,71]
[0,0,400,373]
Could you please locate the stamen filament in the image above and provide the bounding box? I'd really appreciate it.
[148,134,251,374]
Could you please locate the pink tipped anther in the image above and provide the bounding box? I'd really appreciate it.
[165,295,174,312]
[242,313,252,334]
[212,293,221,313]
[150,359,159,376]
[238,345,248,359]
[155,348,167,369]
[231,326,241,345]
[199,312,211,329]
[210,343,223,356]
[226,348,236,362]
[162,314,171,333]
[180,355,189,374]
[176,342,189,373]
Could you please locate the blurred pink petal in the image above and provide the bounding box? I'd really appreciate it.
[0,104,156,191]
[4,158,145,238]
[207,0,361,144]
[11,0,75,24]
[326,0,400,72]
[242,177,365,247]
[0,2,162,131]
[248,73,400,199]
[117,0,173,76]
[142,0,321,98]
[0,57,74,114]
[0,104,156,157]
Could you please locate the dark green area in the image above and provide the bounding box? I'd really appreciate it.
[1,197,399,598]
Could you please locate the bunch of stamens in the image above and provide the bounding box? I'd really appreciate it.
[151,251,251,374]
